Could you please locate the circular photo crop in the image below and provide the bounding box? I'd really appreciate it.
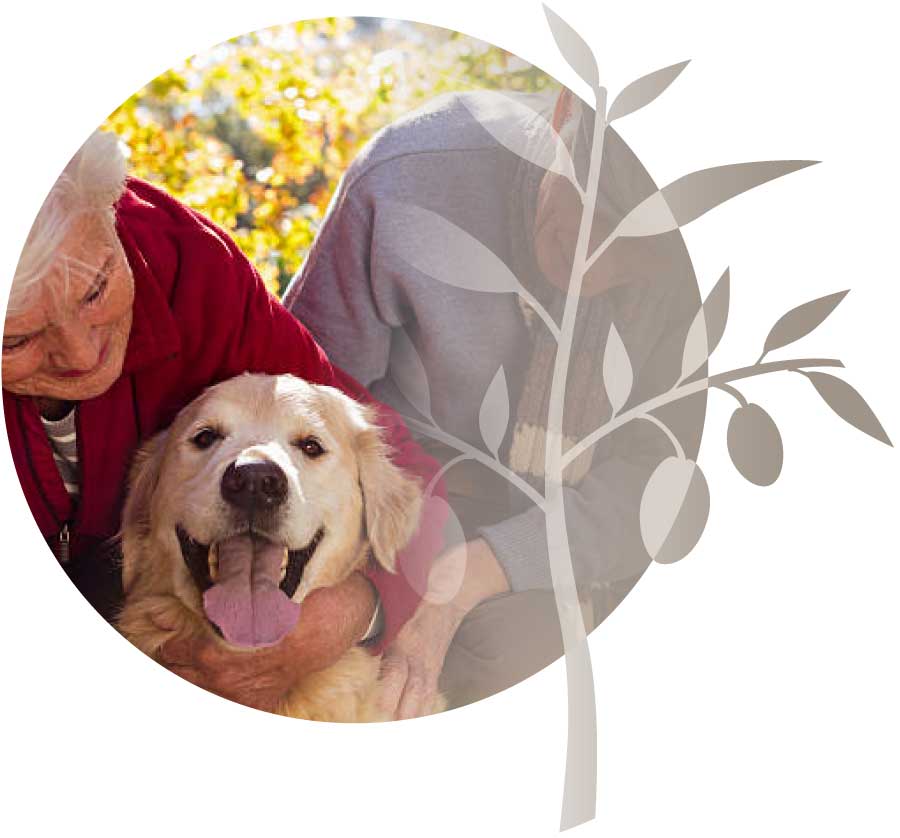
[2,16,703,722]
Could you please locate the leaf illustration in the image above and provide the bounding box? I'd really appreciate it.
[608,60,690,122]
[460,93,579,188]
[543,4,600,90]
[640,456,710,564]
[680,313,708,384]
[680,267,731,380]
[613,190,678,238]
[727,403,784,486]
[761,290,849,357]
[602,323,633,413]
[615,160,818,238]
[391,327,432,420]
[479,366,510,458]
[701,267,731,357]
[805,372,892,446]
[383,200,526,295]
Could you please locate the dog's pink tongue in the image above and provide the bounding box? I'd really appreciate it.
[202,534,300,648]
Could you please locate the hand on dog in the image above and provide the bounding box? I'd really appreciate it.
[157,571,376,713]
[377,597,462,720]
[377,538,510,719]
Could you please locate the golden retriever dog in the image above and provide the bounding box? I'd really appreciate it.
[117,372,431,722]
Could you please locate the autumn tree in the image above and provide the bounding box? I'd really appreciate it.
[104,17,555,294]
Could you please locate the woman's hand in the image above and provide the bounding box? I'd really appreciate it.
[157,571,376,713]
[377,537,510,720]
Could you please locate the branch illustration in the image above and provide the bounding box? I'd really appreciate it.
[519,287,562,340]
[711,381,748,407]
[382,6,889,830]
[424,453,471,499]
[401,414,546,509]
[541,71,608,834]
[638,412,686,458]
[564,357,845,469]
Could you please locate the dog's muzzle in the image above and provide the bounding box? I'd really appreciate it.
[176,526,324,648]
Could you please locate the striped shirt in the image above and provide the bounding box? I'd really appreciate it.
[41,408,80,502]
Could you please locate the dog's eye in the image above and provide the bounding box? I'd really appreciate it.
[294,436,325,458]
[191,428,222,450]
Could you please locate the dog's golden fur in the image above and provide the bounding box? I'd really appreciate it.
[117,373,436,722]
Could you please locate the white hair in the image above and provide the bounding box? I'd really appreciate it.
[10,130,128,317]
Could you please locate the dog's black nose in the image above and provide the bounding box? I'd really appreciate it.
[221,459,288,511]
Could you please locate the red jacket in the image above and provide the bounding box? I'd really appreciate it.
[2,178,445,653]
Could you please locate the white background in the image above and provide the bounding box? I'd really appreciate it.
[1,1,897,836]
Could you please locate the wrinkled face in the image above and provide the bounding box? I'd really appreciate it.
[2,213,135,401]
[124,374,420,650]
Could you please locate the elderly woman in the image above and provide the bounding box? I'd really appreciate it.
[2,130,445,713]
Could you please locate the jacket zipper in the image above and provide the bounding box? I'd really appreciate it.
[18,397,82,563]
[55,404,84,564]
[56,521,72,564]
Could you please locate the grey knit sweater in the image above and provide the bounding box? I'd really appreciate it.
[285,90,702,593]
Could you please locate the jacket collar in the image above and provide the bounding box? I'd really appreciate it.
[116,213,181,375]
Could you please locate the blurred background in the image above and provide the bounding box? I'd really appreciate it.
[104,17,558,295]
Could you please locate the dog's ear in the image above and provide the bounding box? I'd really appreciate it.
[123,430,168,533]
[319,386,423,572]
[321,388,422,572]
[355,421,423,572]
[120,430,168,590]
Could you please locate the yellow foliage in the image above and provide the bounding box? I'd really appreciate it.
[104,18,556,295]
